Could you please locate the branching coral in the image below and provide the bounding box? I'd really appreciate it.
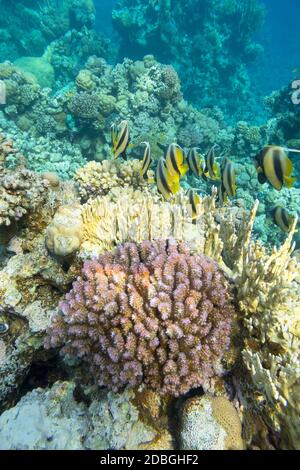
[229,203,300,449]
[45,238,234,396]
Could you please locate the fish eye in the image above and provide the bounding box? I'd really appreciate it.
[0,323,9,334]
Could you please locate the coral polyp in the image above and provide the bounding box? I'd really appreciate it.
[45,238,234,396]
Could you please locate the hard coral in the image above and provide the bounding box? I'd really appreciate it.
[0,160,49,227]
[180,395,243,450]
[74,159,149,201]
[45,204,84,258]
[45,238,234,396]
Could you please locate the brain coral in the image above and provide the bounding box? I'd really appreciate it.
[180,395,243,450]
[45,238,233,396]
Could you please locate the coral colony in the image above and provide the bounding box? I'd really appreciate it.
[0,0,300,451]
[45,239,233,396]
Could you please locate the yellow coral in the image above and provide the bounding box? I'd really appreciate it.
[211,396,244,450]
[74,159,150,201]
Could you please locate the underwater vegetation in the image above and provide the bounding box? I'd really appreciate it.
[0,0,300,452]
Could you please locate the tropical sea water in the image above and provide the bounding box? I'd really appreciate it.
[0,0,300,453]
[94,0,300,121]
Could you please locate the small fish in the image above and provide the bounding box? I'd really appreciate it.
[271,206,295,233]
[187,189,201,222]
[165,143,189,178]
[254,145,297,191]
[156,157,180,201]
[187,148,203,177]
[111,120,130,159]
[140,142,152,179]
[204,144,221,180]
[221,157,237,198]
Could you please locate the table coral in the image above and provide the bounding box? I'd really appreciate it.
[45,238,234,396]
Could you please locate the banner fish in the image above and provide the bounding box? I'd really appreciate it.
[204,144,221,180]
[187,189,201,222]
[218,158,236,205]
[165,143,189,178]
[111,120,130,159]
[187,148,203,177]
[156,157,180,201]
[254,145,297,191]
[271,206,295,233]
[140,142,152,179]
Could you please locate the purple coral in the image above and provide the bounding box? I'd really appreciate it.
[45,239,233,396]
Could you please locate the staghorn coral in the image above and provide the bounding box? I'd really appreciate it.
[45,238,234,396]
[180,394,243,450]
[228,202,300,449]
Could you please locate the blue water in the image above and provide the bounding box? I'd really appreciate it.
[250,0,300,95]
[93,0,300,119]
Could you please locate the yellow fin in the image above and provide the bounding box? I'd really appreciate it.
[169,180,180,194]
[285,157,293,176]
[213,163,221,179]
[147,177,155,184]
[180,162,189,176]
[284,175,297,188]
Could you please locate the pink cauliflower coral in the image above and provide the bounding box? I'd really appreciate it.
[45,238,234,396]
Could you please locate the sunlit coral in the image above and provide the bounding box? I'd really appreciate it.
[45,238,234,396]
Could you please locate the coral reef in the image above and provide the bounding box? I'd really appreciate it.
[232,204,300,450]
[45,238,234,396]
[0,1,97,62]
[112,0,266,121]
[0,15,299,447]
[74,159,152,201]
[0,149,49,227]
[0,113,87,179]
[1,56,229,163]
[0,381,162,450]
